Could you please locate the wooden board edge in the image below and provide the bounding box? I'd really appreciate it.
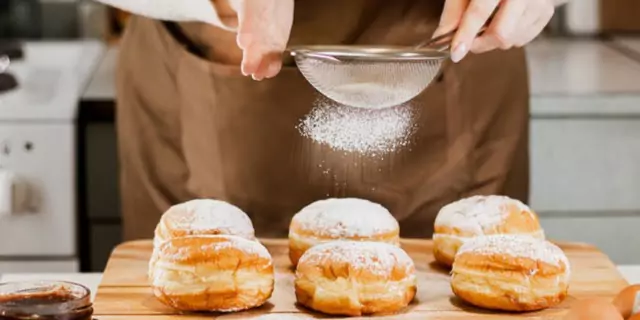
[111,239,153,250]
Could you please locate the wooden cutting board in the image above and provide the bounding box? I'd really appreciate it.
[93,239,629,319]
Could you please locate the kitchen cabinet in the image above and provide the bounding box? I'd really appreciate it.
[600,0,640,33]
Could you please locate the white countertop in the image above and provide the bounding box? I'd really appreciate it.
[1,267,639,301]
[614,36,640,54]
[0,41,106,121]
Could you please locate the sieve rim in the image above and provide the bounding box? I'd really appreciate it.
[288,45,450,62]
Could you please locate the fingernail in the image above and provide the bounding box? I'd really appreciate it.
[451,43,468,63]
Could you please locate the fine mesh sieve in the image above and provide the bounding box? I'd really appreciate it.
[288,29,462,109]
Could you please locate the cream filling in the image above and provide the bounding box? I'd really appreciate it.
[152,261,272,295]
[297,274,416,311]
[451,266,570,301]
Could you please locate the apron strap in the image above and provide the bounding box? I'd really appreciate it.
[162,21,207,59]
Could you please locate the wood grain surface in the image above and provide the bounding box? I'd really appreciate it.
[94,239,628,319]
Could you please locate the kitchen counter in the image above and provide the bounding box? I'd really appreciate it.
[1,40,105,121]
[1,267,639,301]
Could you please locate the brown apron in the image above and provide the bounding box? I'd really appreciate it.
[115,0,530,240]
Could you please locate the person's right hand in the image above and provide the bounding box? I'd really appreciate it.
[227,0,294,81]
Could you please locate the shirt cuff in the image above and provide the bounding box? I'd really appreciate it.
[96,0,238,32]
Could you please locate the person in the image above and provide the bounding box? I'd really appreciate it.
[96,0,567,240]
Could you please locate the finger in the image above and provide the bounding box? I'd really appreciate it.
[469,34,504,54]
[241,44,262,77]
[252,52,280,80]
[512,16,550,47]
[513,4,554,47]
[433,0,469,38]
[253,53,285,80]
[264,57,283,79]
[251,57,270,81]
[451,0,500,62]
[234,2,254,50]
[470,0,527,53]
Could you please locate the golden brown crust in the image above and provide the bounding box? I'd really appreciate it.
[294,241,416,316]
[451,279,566,312]
[288,223,400,266]
[432,234,465,267]
[432,244,454,267]
[433,195,544,238]
[152,282,274,312]
[157,235,272,268]
[287,198,401,267]
[288,242,306,269]
[289,219,400,241]
[432,195,545,267]
[450,238,570,312]
[150,235,274,312]
[455,251,568,276]
[154,199,255,247]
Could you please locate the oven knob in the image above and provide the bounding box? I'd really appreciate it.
[0,169,15,217]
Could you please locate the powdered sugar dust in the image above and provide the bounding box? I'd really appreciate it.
[297,97,417,157]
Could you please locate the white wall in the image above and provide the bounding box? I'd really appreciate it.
[564,0,601,35]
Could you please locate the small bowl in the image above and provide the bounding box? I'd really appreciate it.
[0,280,93,320]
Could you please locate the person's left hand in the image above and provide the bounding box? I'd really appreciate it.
[434,0,556,63]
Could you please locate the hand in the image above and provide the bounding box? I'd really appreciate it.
[434,0,556,63]
[227,0,294,80]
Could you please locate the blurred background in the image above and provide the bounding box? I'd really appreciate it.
[0,0,638,273]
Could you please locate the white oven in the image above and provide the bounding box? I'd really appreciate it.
[0,41,104,273]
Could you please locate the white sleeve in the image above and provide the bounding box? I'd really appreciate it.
[95,0,237,31]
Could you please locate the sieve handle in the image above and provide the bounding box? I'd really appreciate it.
[417,25,489,52]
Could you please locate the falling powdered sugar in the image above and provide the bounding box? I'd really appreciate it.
[298,241,414,276]
[292,198,398,238]
[298,98,417,155]
[456,234,570,269]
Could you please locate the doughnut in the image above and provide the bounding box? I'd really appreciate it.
[153,199,255,248]
[288,198,400,266]
[294,240,416,316]
[433,195,544,267]
[149,235,274,312]
[451,235,570,312]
